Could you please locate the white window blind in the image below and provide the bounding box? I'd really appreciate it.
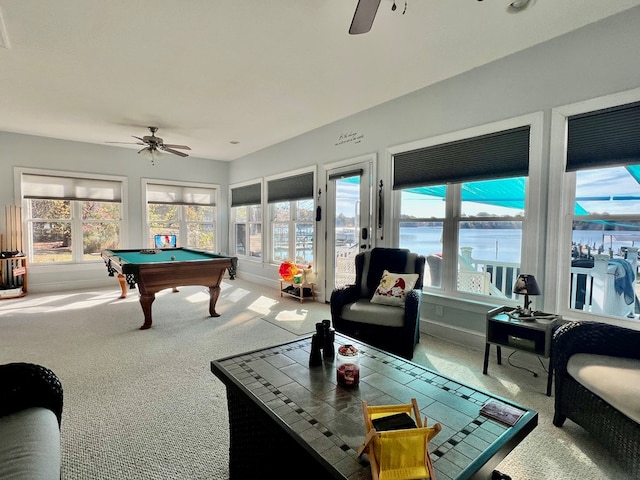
[22,174,122,202]
[147,183,216,206]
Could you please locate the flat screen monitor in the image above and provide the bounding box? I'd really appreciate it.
[154,234,177,249]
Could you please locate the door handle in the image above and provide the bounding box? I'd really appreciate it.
[362,227,368,240]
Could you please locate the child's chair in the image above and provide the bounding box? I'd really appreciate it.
[358,398,441,480]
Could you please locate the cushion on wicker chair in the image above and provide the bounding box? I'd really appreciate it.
[567,353,640,423]
[339,299,406,327]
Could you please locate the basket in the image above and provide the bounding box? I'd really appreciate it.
[358,398,441,480]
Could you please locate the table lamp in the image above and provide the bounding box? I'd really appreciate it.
[513,274,541,317]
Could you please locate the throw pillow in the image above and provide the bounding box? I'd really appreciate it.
[370,270,419,307]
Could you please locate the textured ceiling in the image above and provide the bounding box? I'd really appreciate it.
[0,0,639,161]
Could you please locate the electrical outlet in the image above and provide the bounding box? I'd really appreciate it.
[435,305,444,316]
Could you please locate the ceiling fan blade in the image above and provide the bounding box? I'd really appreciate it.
[137,147,151,154]
[106,141,145,145]
[161,146,189,157]
[349,0,381,35]
[132,135,146,142]
[162,144,191,150]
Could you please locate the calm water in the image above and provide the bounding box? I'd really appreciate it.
[400,227,522,263]
[400,227,640,263]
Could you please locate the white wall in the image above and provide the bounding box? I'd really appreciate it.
[0,133,229,291]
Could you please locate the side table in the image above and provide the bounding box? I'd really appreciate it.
[279,278,316,303]
[483,305,560,396]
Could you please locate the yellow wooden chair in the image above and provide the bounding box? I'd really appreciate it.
[359,399,441,480]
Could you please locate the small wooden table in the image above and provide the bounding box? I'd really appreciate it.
[279,278,316,303]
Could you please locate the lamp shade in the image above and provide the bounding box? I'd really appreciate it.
[513,274,541,296]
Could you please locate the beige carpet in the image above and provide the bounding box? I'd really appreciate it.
[0,278,632,479]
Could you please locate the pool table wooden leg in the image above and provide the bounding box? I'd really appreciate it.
[139,293,155,329]
[117,274,127,299]
[209,285,221,317]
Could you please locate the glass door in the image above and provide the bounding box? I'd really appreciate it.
[325,160,373,301]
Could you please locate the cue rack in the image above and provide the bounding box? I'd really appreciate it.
[1,205,27,297]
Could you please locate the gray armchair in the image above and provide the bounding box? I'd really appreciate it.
[330,248,425,359]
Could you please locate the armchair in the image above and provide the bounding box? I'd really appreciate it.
[0,362,63,479]
[330,248,426,359]
[552,321,640,477]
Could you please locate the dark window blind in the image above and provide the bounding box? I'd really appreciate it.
[328,169,363,181]
[267,172,314,203]
[231,183,261,207]
[566,101,640,172]
[393,126,530,189]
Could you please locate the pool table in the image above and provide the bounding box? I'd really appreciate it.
[101,248,237,329]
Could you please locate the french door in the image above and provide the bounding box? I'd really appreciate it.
[324,158,374,301]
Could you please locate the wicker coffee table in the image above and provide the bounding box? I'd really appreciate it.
[210,333,537,479]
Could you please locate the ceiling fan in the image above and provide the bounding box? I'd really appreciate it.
[107,126,191,160]
[349,0,382,35]
[349,0,407,35]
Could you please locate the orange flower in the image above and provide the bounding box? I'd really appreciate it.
[278,261,299,281]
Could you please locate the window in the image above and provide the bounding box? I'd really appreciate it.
[230,182,262,259]
[552,97,640,320]
[21,172,124,264]
[267,171,314,265]
[145,181,217,250]
[392,116,541,301]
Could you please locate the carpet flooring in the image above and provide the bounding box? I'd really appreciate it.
[0,278,632,479]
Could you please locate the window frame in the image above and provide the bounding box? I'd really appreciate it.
[15,167,127,265]
[388,113,545,305]
[229,179,263,261]
[265,168,316,266]
[548,87,640,326]
[142,178,219,251]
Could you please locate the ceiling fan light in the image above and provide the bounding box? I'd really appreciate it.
[507,0,533,13]
[140,147,153,160]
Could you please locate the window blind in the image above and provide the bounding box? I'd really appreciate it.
[267,172,314,203]
[147,183,216,206]
[328,169,363,181]
[231,183,261,207]
[22,173,122,202]
[566,101,640,172]
[393,126,531,189]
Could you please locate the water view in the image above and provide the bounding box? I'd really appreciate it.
[400,226,640,263]
[400,227,522,263]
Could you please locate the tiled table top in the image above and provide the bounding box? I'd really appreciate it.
[211,333,537,480]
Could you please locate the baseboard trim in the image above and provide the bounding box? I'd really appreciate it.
[421,318,485,351]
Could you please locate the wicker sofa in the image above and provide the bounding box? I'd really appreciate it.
[552,321,640,477]
[0,362,63,479]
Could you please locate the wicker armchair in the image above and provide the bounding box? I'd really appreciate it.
[0,362,64,480]
[0,362,63,426]
[330,248,425,359]
[552,321,640,477]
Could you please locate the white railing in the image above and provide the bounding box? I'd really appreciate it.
[570,248,638,318]
[460,247,519,299]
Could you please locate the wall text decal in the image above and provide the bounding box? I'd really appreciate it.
[335,131,364,146]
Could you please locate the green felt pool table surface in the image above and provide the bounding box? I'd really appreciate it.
[106,247,226,264]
